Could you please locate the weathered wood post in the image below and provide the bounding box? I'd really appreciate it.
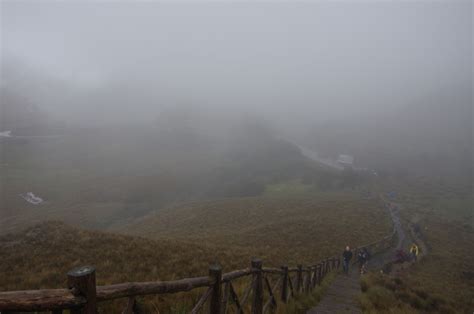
[296,264,303,293]
[304,268,311,292]
[353,249,358,268]
[67,266,98,314]
[280,265,288,303]
[209,264,222,314]
[311,266,318,288]
[317,263,322,285]
[251,259,263,314]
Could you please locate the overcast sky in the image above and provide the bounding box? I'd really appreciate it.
[1,0,472,127]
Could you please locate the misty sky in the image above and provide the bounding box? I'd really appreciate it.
[1,0,472,127]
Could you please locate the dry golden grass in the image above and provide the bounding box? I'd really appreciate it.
[359,272,456,313]
[119,194,392,266]
[399,219,474,313]
[1,193,392,313]
[0,221,251,312]
[366,178,474,313]
[274,271,337,314]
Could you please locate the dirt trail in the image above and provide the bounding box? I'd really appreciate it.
[306,269,362,314]
[307,199,409,314]
[368,202,411,270]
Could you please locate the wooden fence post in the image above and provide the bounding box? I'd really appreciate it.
[209,264,222,314]
[280,265,288,303]
[311,266,318,288]
[251,259,263,314]
[304,268,311,292]
[296,265,303,293]
[315,265,320,284]
[67,266,97,314]
[317,264,322,285]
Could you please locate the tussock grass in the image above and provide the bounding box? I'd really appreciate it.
[367,178,473,313]
[1,193,391,313]
[359,272,456,313]
[274,271,337,314]
[0,221,251,312]
[120,195,391,266]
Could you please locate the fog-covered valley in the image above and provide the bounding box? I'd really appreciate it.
[0,1,472,313]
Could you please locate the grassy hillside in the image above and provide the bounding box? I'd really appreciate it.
[1,191,392,313]
[362,178,474,313]
[0,125,337,235]
[118,193,392,266]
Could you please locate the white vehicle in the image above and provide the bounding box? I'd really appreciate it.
[337,154,354,166]
[0,130,12,137]
[20,192,44,205]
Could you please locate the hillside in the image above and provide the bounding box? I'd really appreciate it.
[118,193,392,266]
[0,122,336,236]
[371,178,474,313]
[1,192,392,312]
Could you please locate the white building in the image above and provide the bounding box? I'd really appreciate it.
[337,154,354,167]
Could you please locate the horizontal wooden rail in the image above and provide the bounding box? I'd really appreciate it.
[0,289,86,311]
[96,276,213,301]
[221,268,255,282]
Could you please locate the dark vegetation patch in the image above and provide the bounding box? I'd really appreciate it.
[359,272,455,313]
[376,178,474,313]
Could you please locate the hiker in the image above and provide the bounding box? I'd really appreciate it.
[342,246,353,274]
[394,249,409,264]
[410,243,419,262]
[357,248,370,274]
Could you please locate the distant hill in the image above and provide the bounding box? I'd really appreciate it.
[303,100,472,181]
[0,87,62,135]
[1,117,340,234]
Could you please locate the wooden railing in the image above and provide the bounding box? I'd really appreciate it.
[0,256,340,314]
[0,201,397,313]
[0,232,395,314]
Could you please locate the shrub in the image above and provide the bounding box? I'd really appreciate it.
[366,286,397,309]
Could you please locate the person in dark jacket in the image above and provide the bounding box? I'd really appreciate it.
[395,249,409,263]
[357,248,370,274]
[342,246,353,274]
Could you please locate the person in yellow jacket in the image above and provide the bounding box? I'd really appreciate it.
[410,243,419,261]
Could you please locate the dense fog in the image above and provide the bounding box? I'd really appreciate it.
[1,3,474,312]
[1,0,472,181]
